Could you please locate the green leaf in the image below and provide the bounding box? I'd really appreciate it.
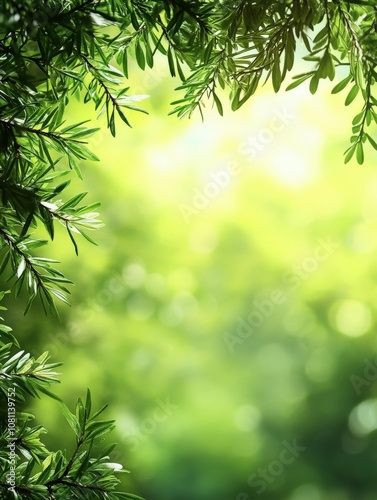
[135,40,145,70]
[345,85,359,106]
[286,73,311,91]
[109,109,116,137]
[122,49,129,78]
[272,58,282,92]
[116,493,145,500]
[344,144,356,164]
[167,46,176,77]
[309,73,320,94]
[332,74,352,94]
[35,385,63,402]
[76,397,85,428]
[75,229,98,246]
[59,193,88,210]
[213,92,223,116]
[67,225,79,256]
[90,403,109,420]
[144,39,154,68]
[85,388,92,418]
[17,258,26,278]
[0,252,10,274]
[24,293,37,316]
[85,419,115,440]
[352,111,364,126]
[49,288,70,305]
[366,134,377,151]
[356,141,364,164]
[320,50,335,80]
[60,402,81,437]
[231,87,241,111]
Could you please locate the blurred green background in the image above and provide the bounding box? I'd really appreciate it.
[5,58,377,500]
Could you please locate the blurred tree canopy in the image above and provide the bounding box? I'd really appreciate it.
[1,0,377,498]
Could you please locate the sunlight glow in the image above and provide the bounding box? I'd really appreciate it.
[268,149,317,187]
[333,299,372,337]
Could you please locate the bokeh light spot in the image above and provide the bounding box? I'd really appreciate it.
[123,262,147,289]
[331,300,371,337]
[349,399,377,436]
[290,484,322,500]
[234,404,261,432]
[269,149,316,187]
